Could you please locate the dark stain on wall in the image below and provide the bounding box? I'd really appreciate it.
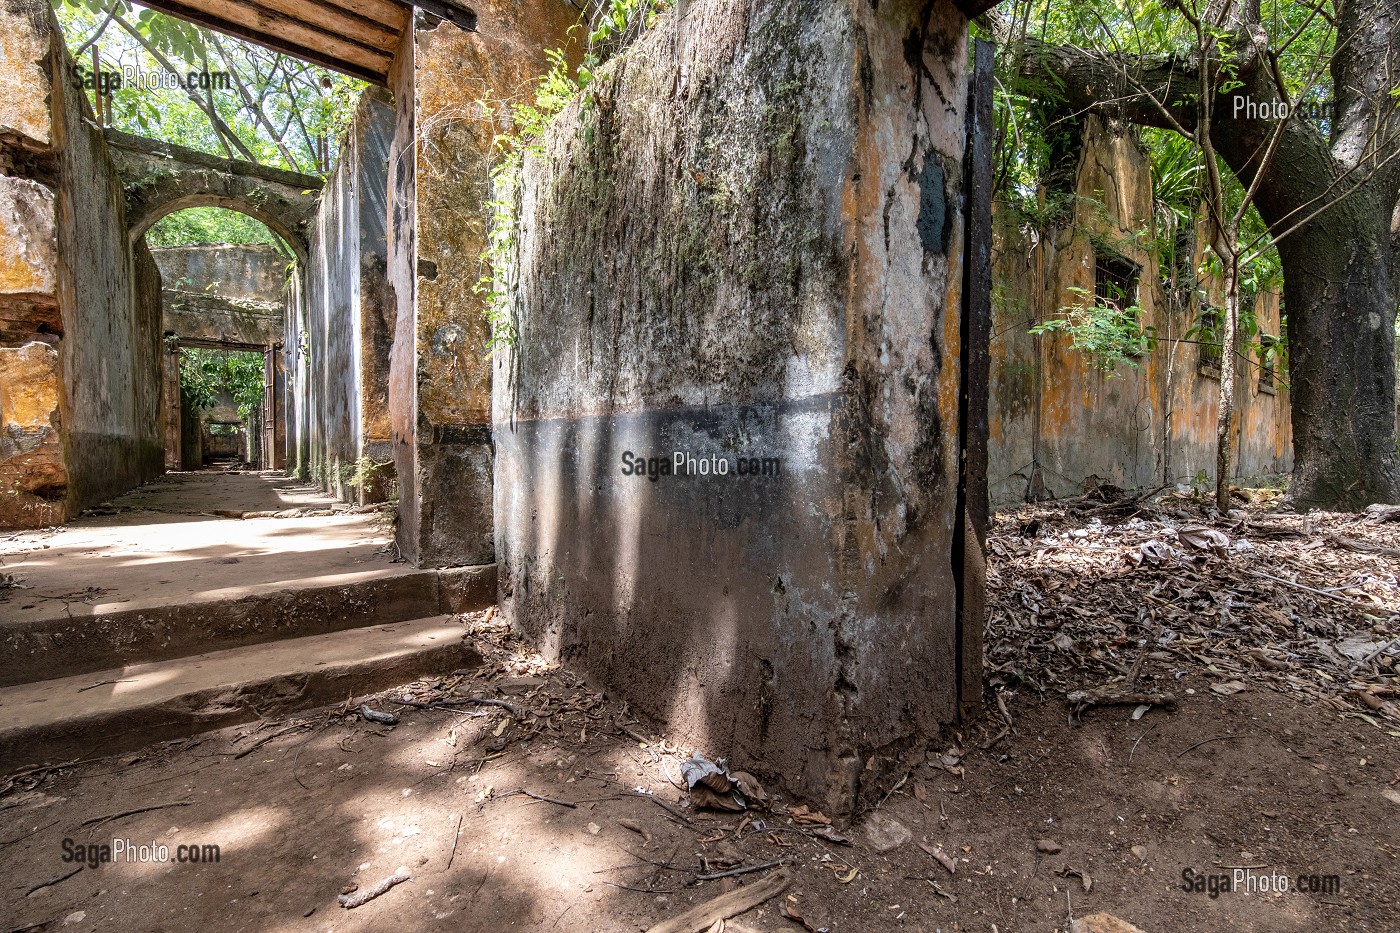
[916,153,948,254]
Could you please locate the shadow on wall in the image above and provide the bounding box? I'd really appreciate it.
[491,0,982,819]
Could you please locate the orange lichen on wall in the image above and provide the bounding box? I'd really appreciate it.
[0,342,67,526]
[0,5,52,147]
[987,116,1292,506]
[0,177,56,300]
[412,0,582,429]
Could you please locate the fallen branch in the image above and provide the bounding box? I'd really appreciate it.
[81,800,191,830]
[643,868,790,933]
[1326,532,1400,558]
[694,859,785,882]
[1364,504,1400,523]
[1066,688,1177,714]
[338,868,410,908]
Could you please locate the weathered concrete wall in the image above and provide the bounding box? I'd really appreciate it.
[988,117,1293,506]
[388,0,579,568]
[107,129,321,264]
[287,89,396,503]
[495,0,979,817]
[0,0,64,526]
[152,244,285,303]
[152,245,287,347]
[52,14,164,512]
[0,1,161,527]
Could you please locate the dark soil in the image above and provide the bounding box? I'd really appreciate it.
[3,498,1397,932]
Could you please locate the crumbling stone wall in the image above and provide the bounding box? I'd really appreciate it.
[286,89,396,503]
[387,0,579,567]
[495,0,981,817]
[988,116,1292,506]
[0,0,161,527]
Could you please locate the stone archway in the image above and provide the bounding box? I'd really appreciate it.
[104,128,323,264]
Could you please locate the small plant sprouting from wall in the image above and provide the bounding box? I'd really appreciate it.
[349,456,394,496]
[1030,284,1156,374]
[473,0,667,354]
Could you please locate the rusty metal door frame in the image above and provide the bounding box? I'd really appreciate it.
[954,36,994,719]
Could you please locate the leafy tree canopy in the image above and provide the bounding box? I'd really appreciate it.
[51,0,364,175]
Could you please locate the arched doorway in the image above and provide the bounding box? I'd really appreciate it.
[141,206,296,475]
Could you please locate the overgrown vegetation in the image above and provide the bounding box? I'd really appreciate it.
[145,207,287,251]
[475,0,668,352]
[178,348,264,420]
[51,0,362,174]
[1030,285,1155,373]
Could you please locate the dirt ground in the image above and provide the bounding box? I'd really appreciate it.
[3,497,1398,933]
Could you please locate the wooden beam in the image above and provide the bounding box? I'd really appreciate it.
[327,0,411,31]
[247,0,402,51]
[136,0,392,83]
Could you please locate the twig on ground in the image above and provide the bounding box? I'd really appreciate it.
[234,724,311,759]
[338,868,410,908]
[1128,724,1158,765]
[397,697,523,719]
[81,800,191,830]
[446,813,463,871]
[1173,734,1243,760]
[24,866,82,897]
[643,868,790,933]
[0,820,56,847]
[694,859,785,882]
[505,789,577,808]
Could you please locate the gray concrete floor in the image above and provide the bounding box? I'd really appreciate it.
[0,470,406,626]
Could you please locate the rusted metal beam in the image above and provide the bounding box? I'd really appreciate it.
[411,0,477,32]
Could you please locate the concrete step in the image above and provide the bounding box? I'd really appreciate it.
[0,563,495,688]
[0,615,481,767]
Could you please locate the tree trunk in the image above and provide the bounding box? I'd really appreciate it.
[1278,204,1400,510]
[1216,272,1239,513]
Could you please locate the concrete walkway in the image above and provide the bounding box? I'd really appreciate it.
[0,470,402,628]
[0,470,494,766]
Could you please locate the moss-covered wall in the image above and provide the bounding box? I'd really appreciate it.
[495,0,978,816]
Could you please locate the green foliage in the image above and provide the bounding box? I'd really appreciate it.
[145,207,285,249]
[179,349,264,420]
[474,0,667,353]
[51,0,363,174]
[1031,285,1156,373]
[349,456,393,493]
